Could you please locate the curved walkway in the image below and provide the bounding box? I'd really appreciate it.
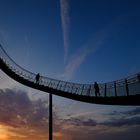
[0,44,140,105]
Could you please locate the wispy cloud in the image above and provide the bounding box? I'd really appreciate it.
[59,29,108,81]
[60,0,70,63]
[59,0,104,81]
[24,33,31,68]
[58,13,133,81]
[101,116,140,127]
[59,46,94,80]
[0,71,20,89]
[109,107,140,116]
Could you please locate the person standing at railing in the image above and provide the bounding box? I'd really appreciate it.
[35,73,40,84]
[87,85,91,96]
[94,82,100,97]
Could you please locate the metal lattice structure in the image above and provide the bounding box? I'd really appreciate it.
[0,44,140,105]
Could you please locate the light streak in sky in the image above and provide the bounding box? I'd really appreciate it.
[59,29,107,81]
[60,46,94,80]
[60,0,70,63]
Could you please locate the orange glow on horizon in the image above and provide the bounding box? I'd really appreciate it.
[0,134,9,140]
[0,123,72,140]
[53,132,63,138]
[0,124,10,140]
[0,124,41,140]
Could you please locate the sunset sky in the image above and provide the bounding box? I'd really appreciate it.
[0,0,140,140]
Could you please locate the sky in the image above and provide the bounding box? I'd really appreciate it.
[0,0,140,140]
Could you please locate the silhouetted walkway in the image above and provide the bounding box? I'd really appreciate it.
[0,44,140,105]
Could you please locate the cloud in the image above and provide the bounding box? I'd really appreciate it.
[0,88,49,128]
[0,71,20,89]
[59,28,108,80]
[24,33,31,68]
[109,107,140,116]
[0,88,65,139]
[65,111,95,119]
[59,46,93,80]
[101,116,140,127]
[59,0,105,80]
[63,118,97,127]
[0,88,140,140]
[60,0,70,63]
[55,106,140,130]
[100,107,140,127]
[57,111,140,129]
[58,12,137,81]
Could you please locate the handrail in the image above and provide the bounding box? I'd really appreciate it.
[0,44,140,98]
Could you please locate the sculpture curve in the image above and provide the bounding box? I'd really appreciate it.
[0,44,140,105]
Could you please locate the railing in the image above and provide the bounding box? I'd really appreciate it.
[0,44,140,97]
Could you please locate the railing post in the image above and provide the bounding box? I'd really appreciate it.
[104,84,107,97]
[114,82,117,97]
[59,83,62,91]
[138,74,140,83]
[49,93,53,140]
[48,81,52,87]
[75,87,78,94]
[125,79,129,96]
[81,85,84,95]
[70,84,74,93]
[64,82,67,92]
[56,81,60,89]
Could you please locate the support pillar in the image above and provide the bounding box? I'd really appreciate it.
[125,79,129,96]
[114,82,117,97]
[104,84,107,97]
[49,94,53,140]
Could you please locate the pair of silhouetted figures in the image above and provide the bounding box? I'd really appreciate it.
[35,73,100,97]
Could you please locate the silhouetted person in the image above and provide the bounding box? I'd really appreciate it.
[94,82,100,97]
[87,85,91,96]
[35,73,40,84]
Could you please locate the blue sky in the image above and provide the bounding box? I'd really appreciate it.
[0,0,140,83]
[0,0,140,140]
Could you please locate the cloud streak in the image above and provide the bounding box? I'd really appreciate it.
[59,46,94,80]
[59,28,108,81]
[101,116,140,127]
[109,107,140,116]
[58,13,131,81]
[60,0,70,63]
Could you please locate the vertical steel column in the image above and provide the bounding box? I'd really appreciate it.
[81,85,84,95]
[104,84,107,97]
[71,84,74,93]
[49,94,53,140]
[56,81,60,89]
[125,79,129,96]
[138,74,140,82]
[114,82,117,97]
